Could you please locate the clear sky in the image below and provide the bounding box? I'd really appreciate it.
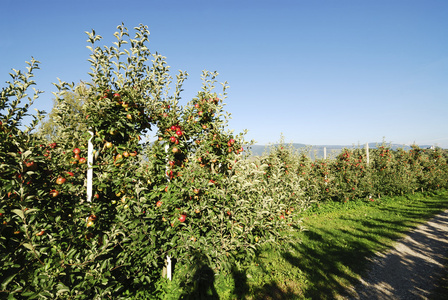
[1,0,447,147]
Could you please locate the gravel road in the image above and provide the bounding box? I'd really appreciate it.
[345,209,448,300]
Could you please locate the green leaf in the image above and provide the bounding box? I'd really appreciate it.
[7,293,17,300]
[20,292,36,297]
[7,152,17,157]
[56,283,70,295]
[23,150,32,158]
[23,243,34,251]
[24,208,39,215]
[11,209,24,220]
[1,273,17,290]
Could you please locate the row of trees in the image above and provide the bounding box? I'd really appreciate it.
[1,24,303,299]
[1,24,447,299]
[261,141,448,204]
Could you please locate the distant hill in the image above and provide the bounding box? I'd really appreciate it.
[246,143,434,159]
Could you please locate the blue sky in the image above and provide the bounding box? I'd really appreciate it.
[1,0,447,147]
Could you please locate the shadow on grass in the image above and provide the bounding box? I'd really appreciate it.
[177,191,448,299]
[177,262,220,300]
[283,226,379,299]
[268,191,448,299]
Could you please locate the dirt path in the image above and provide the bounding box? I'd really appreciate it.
[345,209,448,300]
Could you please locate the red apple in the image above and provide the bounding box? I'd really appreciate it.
[73,148,81,155]
[56,177,66,185]
[26,161,37,170]
[156,201,162,207]
[178,214,186,223]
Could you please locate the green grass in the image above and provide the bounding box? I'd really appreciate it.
[171,189,448,299]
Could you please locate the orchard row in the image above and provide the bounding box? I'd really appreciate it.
[259,143,448,204]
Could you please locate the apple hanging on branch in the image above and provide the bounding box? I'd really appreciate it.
[56,177,66,185]
[178,214,186,223]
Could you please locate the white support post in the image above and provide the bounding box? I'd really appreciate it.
[366,143,370,166]
[166,256,172,281]
[366,142,372,200]
[165,144,170,182]
[164,143,172,280]
[87,129,94,202]
[323,147,327,184]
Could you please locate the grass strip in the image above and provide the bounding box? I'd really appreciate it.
[200,190,448,300]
